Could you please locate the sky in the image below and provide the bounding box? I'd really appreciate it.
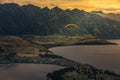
[0,0,120,13]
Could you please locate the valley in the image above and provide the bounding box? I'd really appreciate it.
[0,3,120,80]
[0,35,119,80]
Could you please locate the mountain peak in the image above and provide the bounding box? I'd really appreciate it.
[22,4,41,9]
[65,9,71,11]
[51,6,63,12]
[72,8,85,12]
[0,3,20,7]
[72,8,80,11]
[42,7,49,10]
[91,11,104,14]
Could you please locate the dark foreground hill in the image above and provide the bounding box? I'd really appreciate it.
[0,3,120,38]
[47,66,120,80]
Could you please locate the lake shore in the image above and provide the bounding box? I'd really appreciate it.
[0,36,117,64]
[0,36,119,80]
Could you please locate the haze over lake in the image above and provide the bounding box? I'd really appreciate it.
[50,40,120,74]
[0,64,63,80]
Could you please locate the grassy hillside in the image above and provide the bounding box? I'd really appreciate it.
[0,35,115,58]
[22,35,116,49]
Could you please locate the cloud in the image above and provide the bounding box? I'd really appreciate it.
[50,4,58,7]
[62,0,82,1]
[102,8,120,11]
[0,0,120,13]
[0,0,3,3]
[94,8,120,13]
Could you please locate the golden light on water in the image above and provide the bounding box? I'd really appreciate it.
[1,0,120,13]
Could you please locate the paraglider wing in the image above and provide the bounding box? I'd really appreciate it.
[64,24,80,29]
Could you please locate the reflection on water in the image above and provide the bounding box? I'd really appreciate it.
[50,40,120,74]
[0,64,63,80]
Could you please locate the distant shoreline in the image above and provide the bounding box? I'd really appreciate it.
[0,36,119,80]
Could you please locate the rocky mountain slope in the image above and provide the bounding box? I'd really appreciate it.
[0,3,120,38]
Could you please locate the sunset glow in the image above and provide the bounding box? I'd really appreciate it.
[0,0,120,13]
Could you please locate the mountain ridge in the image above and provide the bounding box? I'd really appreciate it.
[0,3,120,38]
[92,12,120,22]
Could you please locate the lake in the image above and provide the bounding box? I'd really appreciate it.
[50,40,120,74]
[0,40,120,80]
[0,64,63,80]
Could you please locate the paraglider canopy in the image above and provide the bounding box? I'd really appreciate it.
[63,24,80,36]
[64,24,80,29]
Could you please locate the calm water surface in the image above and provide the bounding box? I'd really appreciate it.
[0,40,120,80]
[50,40,120,74]
[0,64,63,80]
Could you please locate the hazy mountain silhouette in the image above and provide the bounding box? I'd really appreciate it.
[92,11,120,22]
[0,3,120,38]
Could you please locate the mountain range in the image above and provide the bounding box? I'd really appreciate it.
[0,3,120,38]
